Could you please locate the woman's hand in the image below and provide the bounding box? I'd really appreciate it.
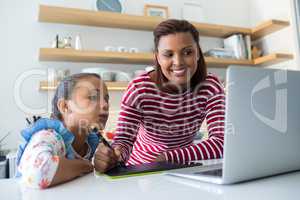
[93,143,122,173]
[155,154,167,162]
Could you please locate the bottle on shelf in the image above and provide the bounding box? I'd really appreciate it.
[75,35,82,50]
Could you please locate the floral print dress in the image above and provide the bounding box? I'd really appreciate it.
[16,118,99,189]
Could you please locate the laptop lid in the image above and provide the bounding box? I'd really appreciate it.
[222,66,300,184]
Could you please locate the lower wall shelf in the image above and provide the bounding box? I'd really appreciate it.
[39,81,128,91]
[39,48,293,68]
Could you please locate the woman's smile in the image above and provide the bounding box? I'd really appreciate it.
[172,67,187,77]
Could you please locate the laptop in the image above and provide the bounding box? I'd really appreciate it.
[165,66,300,184]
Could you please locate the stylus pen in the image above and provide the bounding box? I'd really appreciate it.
[92,127,126,168]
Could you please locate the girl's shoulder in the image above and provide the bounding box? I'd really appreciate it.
[20,118,74,145]
[30,129,64,145]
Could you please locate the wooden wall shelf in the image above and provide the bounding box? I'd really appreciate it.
[39,48,293,68]
[39,81,128,91]
[251,20,290,40]
[253,53,294,66]
[38,5,289,39]
[39,48,153,65]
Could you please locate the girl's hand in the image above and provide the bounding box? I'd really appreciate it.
[78,159,94,175]
[50,157,93,187]
[93,143,122,173]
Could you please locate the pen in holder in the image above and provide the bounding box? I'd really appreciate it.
[25,115,42,126]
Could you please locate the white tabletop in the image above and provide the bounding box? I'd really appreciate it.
[1,168,300,200]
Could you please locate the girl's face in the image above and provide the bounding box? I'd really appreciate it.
[156,32,199,86]
[64,76,109,132]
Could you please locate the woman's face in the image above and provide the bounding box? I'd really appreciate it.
[64,76,109,132]
[156,32,199,86]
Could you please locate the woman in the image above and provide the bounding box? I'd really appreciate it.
[94,19,225,172]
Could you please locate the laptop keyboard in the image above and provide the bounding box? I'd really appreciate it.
[194,168,223,177]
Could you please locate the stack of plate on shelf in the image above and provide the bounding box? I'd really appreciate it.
[204,48,235,59]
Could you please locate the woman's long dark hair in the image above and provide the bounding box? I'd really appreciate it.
[51,73,101,120]
[153,19,207,91]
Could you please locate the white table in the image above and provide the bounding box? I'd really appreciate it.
[2,166,300,200]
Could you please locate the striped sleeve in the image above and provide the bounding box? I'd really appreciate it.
[112,81,142,162]
[163,76,225,163]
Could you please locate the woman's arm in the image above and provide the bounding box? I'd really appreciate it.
[160,76,225,164]
[111,82,142,162]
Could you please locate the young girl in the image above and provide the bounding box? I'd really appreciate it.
[16,73,109,189]
[94,19,225,172]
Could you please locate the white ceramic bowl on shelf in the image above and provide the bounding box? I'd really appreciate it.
[115,72,132,82]
[81,68,115,81]
[101,71,115,81]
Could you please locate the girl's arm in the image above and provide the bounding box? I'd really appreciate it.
[18,130,92,189]
[50,157,92,187]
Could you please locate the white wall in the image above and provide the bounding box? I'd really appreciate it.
[2,0,295,150]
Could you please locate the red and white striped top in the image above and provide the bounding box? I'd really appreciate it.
[112,72,225,165]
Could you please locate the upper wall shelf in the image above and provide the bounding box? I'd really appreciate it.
[251,20,290,40]
[39,48,293,68]
[38,5,289,39]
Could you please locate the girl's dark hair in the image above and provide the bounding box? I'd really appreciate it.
[153,19,207,91]
[51,73,101,120]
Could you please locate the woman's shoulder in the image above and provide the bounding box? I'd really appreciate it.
[121,71,157,105]
[197,73,225,94]
[205,73,224,84]
[127,71,155,90]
